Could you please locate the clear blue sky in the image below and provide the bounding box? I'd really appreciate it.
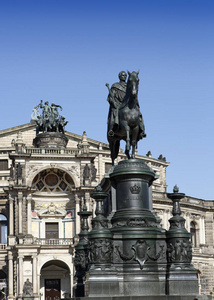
[0,0,213,199]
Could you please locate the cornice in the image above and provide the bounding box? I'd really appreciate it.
[0,122,36,138]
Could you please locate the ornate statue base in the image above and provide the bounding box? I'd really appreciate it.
[33,132,68,148]
[86,159,200,298]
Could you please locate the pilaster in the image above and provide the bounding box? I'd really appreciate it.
[8,252,14,298]
[18,255,23,297]
[33,255,38,296]
[27,194,32,235]
[9,195,14,236]
[18,192,23,235]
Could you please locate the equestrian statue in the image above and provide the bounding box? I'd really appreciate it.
[106,70,146,165]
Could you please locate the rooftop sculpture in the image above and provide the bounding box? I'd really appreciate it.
[31,100,68,135]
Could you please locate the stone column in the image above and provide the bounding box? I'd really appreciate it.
[186,212,190,232]
[199,215,206,244]
[202,216,205,244]
[8,252,14,297]
[18,192,23,234]
[33,255,38,296]
[27,194,32,235]
[18,255,23,297]
[75,194,80,235]
[70,267,73,297]
[9,195,14,236]
[98,152,103,181]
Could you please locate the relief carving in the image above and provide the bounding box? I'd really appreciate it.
[89,239,113,264]
[167,239,192,263]
[116,240,165,269]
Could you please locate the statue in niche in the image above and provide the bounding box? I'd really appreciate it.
[106,71,146,164]
[9,164,14,179]
[83,164,90,186]
[16,163,23,185]
[91,164,97,181]
[23,279,33,297]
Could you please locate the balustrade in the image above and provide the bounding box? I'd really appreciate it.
[34,238,73,245]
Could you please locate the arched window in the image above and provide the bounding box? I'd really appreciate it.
[0,215,7,244]
[190,221,197,247]
[32,169,74,193]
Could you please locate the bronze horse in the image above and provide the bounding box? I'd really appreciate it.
[107,71,146,165]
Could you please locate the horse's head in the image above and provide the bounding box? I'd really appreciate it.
[127,70,139,98]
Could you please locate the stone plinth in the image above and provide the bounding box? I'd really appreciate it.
[33,132,68,148]
[71,296,211,300]
[87,159,167,297]
[86,159,200,298]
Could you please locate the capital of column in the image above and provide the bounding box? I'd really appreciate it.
[27,194,32,202]
[9,194,14,202]
[32,254,37,260]
[8,252,13,260]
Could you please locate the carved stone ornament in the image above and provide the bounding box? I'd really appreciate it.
[74,250,88,270]
[23,279,33,297]
[68,165,80,178]
[37,202,66,218]
[167,239,192,263]
[116,240,165,269]
[112,217,158,228]
[89,239,113,264]
[26,165,39,177]
[132,240,150,269]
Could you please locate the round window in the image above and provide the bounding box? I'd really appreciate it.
[45,174,59,186]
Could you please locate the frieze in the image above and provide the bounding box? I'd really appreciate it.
[112,217,158,228]
[89,239,113,264]
[169,219,185,229]
[167,239,192,263]
[74,249,88,270]
[115,161,150,170]
[91,219,108,229]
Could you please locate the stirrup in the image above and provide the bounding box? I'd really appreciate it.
[108,130,114,137]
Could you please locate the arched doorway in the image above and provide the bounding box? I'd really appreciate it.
[40,260,71,300]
